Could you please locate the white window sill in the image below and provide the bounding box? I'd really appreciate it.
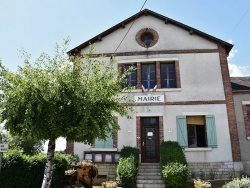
[185,148,212,152]
[90,148,118,151]
[125,88,182,93]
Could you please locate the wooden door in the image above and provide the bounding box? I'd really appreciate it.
[141,117,160,163]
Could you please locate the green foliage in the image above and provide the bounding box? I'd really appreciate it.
[120,145,139,166]
[0,149,78,188]
[0,40,134,144]
[0,40,134,187]
[160,141,187,168]
[116,155,137,188]
[222,176,250,188]
[162,162,189,188]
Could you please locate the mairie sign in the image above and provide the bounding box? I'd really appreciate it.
[134,95,164,103]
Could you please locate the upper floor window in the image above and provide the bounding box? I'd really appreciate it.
[160,63,176,88]
[141,64,156,91]
[118,60,180,91]
[123,64,137,88]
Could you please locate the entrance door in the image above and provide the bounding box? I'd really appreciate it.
[141,117,160,163]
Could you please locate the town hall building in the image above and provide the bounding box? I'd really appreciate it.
[66,9,247,179]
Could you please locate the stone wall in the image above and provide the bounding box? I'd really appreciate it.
[243,161,250,176]
[93,163,117,185]
[188,162,240,180]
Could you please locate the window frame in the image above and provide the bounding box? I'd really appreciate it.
[160,62,177,88]
[141,63,156,90]
[118,58,181,91]
[123,64,137,88]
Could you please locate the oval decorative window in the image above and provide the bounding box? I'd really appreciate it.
[136,28,159,48]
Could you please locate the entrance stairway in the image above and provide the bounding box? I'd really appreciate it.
[136,163,166,188]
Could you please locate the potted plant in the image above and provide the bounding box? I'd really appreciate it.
[193,179,211,188]
[101,180,118,188]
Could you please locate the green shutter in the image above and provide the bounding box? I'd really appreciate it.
[176,115,188,148]
[206,115,217,148]
[95,132,113,148]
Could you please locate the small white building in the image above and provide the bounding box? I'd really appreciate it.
[67,9,242,178]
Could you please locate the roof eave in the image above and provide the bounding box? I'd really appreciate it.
[68,9,233,55]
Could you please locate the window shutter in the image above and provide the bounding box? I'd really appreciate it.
[206,115,217,148]
[176,115,188,148]
[95,133,113,148]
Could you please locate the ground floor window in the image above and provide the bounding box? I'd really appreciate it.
[177,115,217,148]
[94,132,113,148]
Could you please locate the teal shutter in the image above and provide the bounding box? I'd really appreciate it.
[176,115,188,148]
[206,115,217,148]
[95,132,113,148]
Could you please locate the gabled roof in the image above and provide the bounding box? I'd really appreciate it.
[231,77,250,91]
[68,9,233,55]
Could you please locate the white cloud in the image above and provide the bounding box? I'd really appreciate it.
[227,39,233,44]
[227,49,238,61]
[43,137,66,152]
[228,63,249,77]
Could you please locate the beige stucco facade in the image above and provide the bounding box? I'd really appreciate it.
[69,9,242,177]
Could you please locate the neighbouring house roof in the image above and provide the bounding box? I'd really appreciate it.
[231,77,250,91]
[68,9,233,55]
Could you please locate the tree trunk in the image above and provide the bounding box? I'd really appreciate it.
[41,138,56,188]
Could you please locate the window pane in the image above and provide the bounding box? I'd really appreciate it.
[168,64,174,71]
[85,154,92,160]
[169,72,175,79]
[169,80,176,88]
[94,154,102,162]
[150,64,155,71]
[187,125,196,147]
[131,71,136,80]
[196,125,207,147]
[104,154,112,162]
[115,154,120,162]
[161,81,167,88]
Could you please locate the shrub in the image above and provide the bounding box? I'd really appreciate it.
[162,162,189,188]
[160,141,187,168]
[116,155,137,188]
[0,149,78,188]
[222,176,250,188]
[120,145,139,167]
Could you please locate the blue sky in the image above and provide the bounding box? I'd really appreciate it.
[1,0,250,151]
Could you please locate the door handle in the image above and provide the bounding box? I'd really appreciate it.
[142,142,144,146]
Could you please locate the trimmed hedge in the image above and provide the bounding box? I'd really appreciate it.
[0,149,77,188]
[160,141,187,167]
[120,145,139,167]
[162,162,189,188]
[160,141,188,188]
[116,155,137,188]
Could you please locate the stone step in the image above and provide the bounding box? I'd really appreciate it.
[137,175,163,180]
[137,172,162,176]
[137,163,165,188]
[137,184,166,188]
[139,163,160,166]
[138,168,161,173]
[136,180,165,184]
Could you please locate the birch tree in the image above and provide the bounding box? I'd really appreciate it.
[0,39,134,188]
